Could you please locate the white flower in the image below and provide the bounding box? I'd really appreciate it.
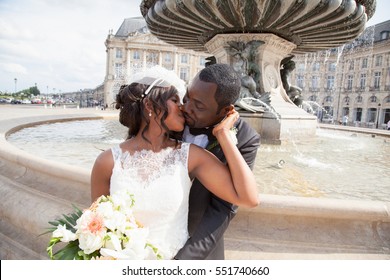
[78,231,106,254]
[107,211,128,232]
[111,190,135,211]
[229,127,238,145]
[101,228,150,260]
[95,201,114,218]
[104,232,123,252]
[47,191,160,260]
[100,247,146,260]
[123,227,149,254]
[52,224,77,242]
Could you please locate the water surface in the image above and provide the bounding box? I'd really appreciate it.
[7,119,390,202]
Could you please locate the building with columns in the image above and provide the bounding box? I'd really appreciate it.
[290,20,390,128]
[103,17,210,107]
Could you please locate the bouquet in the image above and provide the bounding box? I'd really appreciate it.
[46,191,162,260]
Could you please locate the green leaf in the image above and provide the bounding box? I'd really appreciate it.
[51,241,82,260]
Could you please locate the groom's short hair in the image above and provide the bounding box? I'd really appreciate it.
[199,64,241,111]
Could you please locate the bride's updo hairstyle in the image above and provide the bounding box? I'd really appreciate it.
[115,78,181,142]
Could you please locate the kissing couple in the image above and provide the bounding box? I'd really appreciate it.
[91,63,261,260]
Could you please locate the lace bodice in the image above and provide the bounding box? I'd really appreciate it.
[110,142,192,259]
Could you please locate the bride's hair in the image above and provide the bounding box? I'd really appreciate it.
[115,82,182,143]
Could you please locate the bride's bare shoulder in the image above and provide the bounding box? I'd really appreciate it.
[93,148,114,167]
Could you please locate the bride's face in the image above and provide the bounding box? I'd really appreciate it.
[165,94,185,132]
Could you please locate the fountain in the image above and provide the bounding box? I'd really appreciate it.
[1,0,389,261]
[139,0,376,143]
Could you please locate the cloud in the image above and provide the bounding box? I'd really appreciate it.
[0,62,28,75]
[0,0,141,93]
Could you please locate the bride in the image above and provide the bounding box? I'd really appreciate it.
[90,72,259,260]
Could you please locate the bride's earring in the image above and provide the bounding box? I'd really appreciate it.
[149,111,152,117]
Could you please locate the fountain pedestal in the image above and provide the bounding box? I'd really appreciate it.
[205,33,317,143]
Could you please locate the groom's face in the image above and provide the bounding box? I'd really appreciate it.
[182,75,226,128]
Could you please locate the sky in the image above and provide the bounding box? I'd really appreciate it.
[0,0,389,95]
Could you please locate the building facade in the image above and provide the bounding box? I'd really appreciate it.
[290,20,390,128]
[103,17,210,107]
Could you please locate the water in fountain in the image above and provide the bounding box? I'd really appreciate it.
[239,97,281,122]
[294,25,376,125]
[7,119,390,202]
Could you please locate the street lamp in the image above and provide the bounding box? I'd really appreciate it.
[376,103,381,129]
[14,78,17,94]
[79,89,83,108]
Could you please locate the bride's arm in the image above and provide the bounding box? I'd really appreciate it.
[188,110,259,208]
[90,150,113,202]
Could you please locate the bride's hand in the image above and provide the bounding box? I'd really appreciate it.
[212,109,239,139]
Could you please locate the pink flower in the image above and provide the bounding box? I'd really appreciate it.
[75,210,107,254]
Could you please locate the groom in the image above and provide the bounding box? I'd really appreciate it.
[174,63,261,260]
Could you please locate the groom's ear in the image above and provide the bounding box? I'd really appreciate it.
[221,104,235,116]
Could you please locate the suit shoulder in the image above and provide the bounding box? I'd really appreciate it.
[236,118,260,140]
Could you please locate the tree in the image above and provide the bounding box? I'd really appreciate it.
[30,86,40,96]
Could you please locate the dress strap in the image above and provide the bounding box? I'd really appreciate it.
[181,142,191,170]
[111,145,122,161]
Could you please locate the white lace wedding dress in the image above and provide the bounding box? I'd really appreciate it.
[109,142,192,260]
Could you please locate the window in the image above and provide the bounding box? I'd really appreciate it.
[328,62,336,72]
[133,51,140,60]
[115,63,123,78]
[324,96,333,102]
[199,57,206,66]
[297,75,304,88]
[343,96,350,103]
[147,52,158,65]
[327,76,334,89]
[164,53,172,63]
[367,108,376,122]
[181,54,188,64]
[312,62,320,71]
[355,108,362,121]
[362,58,368,68]
[180,67,189,81]
[347,75,353,89]
[380,31,389,40]
[308,95,317,101]
[297,63,305,71]
[360,73,366,89]
[356,95,363,103]
[369,96,377,103]
[311,76,319,89]
[116,48,123,59]
[349,60,354,70]
[374,72,381,89]
[375,55,383,67]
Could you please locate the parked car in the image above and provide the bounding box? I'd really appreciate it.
[321,114,334,124]
[31,99,42,104]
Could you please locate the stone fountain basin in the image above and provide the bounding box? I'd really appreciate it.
[140,0,376,54]
[0,107,389,259]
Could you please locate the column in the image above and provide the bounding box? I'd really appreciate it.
[142,50,147,71]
